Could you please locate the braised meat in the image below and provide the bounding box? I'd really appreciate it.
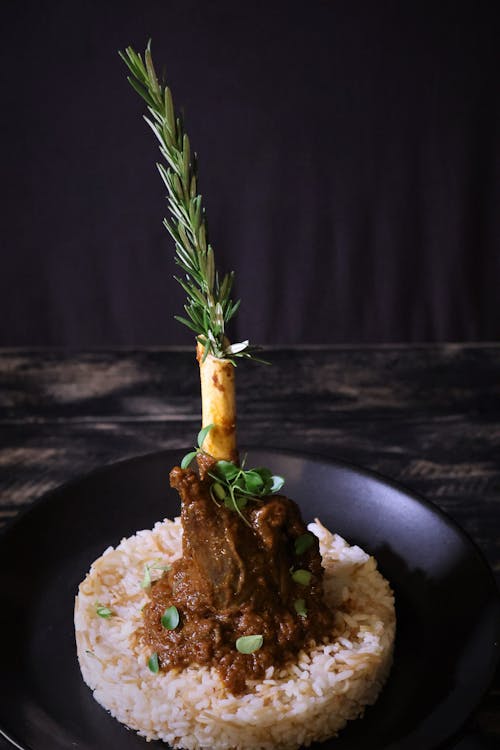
[142,465,334,694]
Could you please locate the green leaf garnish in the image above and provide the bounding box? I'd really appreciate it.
[207,461,287,527]
[181,450,198,470]
[294,533,314,556]
[270,475,285,492]
[141,560,170,589]
[140,564,152,589]
[95,603,113,618]
[223,492,248,512]
[148,652,160,673]
[235,634,263,654]
[243,470,264,493]
[161,605,180,630]
[197,423,214,449]
[253,465,270,480]
[180,424,215,471]
[294,599,308,618]
[215,460,240,481]
[291,569,312,586]
[211,482,227,502]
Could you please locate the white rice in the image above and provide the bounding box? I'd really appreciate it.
[75,518,395,749]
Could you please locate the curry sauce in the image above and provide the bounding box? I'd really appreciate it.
[142,465,334,694]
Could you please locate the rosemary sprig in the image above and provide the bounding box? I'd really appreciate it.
[119,41,261,363]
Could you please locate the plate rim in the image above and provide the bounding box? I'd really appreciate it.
[2,445,498,594]
[0,447,499,750]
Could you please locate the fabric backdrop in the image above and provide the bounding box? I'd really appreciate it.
[1,0,499,346]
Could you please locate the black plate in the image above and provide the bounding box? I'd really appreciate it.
[0,449,499,750]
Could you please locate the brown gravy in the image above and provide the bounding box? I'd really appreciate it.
[142,465,333,694]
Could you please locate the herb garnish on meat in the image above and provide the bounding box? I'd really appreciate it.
[161,606,180,630]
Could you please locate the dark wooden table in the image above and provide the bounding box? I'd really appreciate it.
[0,344,499,749]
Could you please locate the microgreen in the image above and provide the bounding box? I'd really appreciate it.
[148,652,160,673]
[141,564,152,589]
[180,424,214,469]
[197,424,214,449]
[161,605,180,630]
[270,475,285,492]
[214,460,240,481]
[141,560,171,589]
[181,451,197,470]
[208,461,285,526]
[291,569,312,586]
[236,635,263,654]
[95,603,113,618]
[294,599,308,618]
[294,533,314,556]
[210,482,226,504]
[119,42,265,364]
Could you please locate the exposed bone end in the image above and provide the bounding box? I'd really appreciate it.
[197,342,238,463]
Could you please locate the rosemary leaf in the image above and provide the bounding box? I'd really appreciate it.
[121,42,265,362]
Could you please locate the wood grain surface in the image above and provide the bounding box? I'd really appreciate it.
[0,344,499,748]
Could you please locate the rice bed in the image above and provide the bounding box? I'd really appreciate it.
[74,518,395,749]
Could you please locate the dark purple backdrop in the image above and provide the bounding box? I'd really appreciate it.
[1,0,499,346]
